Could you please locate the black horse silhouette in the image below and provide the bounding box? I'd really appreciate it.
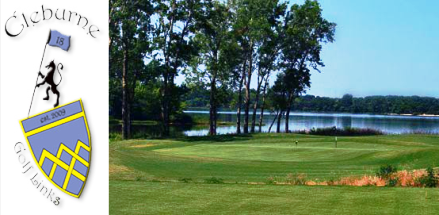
[36,60,64,107]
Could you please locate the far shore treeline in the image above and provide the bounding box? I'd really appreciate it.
[183,93,439,116]
[110,0,338,138]
[111,92,439,122]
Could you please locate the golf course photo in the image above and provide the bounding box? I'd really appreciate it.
[109,0,439,214]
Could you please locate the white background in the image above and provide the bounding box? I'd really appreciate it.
[0,0,109,214]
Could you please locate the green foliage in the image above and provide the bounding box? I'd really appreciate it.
[182,82,210,108]
[109,132,122,141]
[386,178,399,187]
[418,167,438,188]
[172,113,194,125]
[296,127,383,136]
[110,80,190,122]
[266,0,336,128]
[132,80,162,121]
[110,0,155,138]
[376,165,398,179]
[109,0,339,137]
[293,95,439,115]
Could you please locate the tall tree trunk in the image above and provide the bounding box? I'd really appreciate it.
[243,77,250,133]
[163,3,192,137]
[258,78,269,132]
[285,107,290,133]
[161,74,170,136]
[127,102,131,138]
[209,75,217,136]
[276,110,283,133]
[268,110,278,133]
[168,74,176,133]
[285,94,294,133]
[243,43,253,134]
[236,62,246,134]
[160,8,175,137]
[122,43,130,139]
[251,72,263,133]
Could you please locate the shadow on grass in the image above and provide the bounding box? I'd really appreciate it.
[110,130,253,143]
[175,134,253,143]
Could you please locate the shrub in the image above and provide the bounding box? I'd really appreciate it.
[386,178,398,187]
[417,167,438,188]
[109,132,122,141]
[376,165,398,179]
[204,177,224,184]
[327,178,336,186]
[173,113,194,125]
[294,127,383,136]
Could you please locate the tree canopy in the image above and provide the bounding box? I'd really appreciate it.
[109,0,339,138]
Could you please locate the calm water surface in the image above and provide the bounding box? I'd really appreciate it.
[183,111,439,136]
[110,111,439,137]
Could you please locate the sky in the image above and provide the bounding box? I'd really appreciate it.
[177,0,439,98]
[304,0,439,98]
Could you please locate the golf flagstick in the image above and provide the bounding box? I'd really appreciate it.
[27,30,71,118]
[27,33,50,118]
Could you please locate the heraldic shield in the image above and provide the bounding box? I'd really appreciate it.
[20,100,91,198]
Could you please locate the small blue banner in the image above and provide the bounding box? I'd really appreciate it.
[48,30,71,51]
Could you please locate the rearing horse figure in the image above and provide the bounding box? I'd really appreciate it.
[36,60,64,107]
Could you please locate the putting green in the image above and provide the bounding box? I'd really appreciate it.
[111,134,439,182]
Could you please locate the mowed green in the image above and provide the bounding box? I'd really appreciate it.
[110,134,439,214]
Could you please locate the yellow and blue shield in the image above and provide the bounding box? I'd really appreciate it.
[20,100,91,198]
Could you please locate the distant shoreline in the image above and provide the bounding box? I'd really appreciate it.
[390,113,439,117]
[184,109,439,118]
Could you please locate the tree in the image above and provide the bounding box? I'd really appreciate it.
[250,2,286,133]
[340,94,353,112]
[233,0,280,134]
[258,74,270,132]
[270,73,288,133]
[109,0,153,139]
[283,68,310,133]
[108,0,338,137]
[152,0,201,136]
[192,0,237,135]
[279,0,336,133]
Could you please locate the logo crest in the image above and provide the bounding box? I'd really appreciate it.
[20,100,91,198]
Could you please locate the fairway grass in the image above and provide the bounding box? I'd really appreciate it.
[111,181,439,215]
[110,134,439,214]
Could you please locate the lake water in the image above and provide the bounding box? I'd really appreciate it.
[182,111,439,136]
[110,111,439,137]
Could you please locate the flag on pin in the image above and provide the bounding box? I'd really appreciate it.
[47,30,71,51]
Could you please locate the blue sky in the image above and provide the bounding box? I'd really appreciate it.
[177,0,439,98]
[307,0,439,98]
